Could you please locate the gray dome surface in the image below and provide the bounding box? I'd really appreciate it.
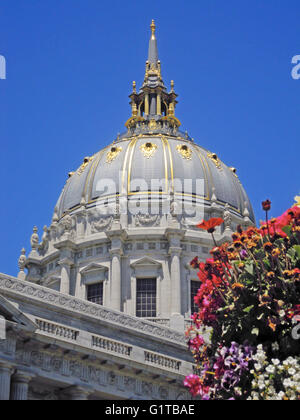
[56,135,255,222]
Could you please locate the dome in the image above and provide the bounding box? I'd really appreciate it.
[56,135,254,223]
[55,19,254,224]
[23,21,255,330]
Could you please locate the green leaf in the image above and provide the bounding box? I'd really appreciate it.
[293,245,300,259]
[282,225,292,236]
[243,305,254,313]
[287,248,296,262]
[245,263,254,276]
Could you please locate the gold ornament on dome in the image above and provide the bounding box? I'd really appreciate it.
[148,119,158,130]
[77,156,95,175]
[207,152,222,170]
[176,144,192,160]
[106,146,122,164]
[140,142,158,159]
[230,167,238,178]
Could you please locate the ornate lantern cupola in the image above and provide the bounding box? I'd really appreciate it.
[125,20,181,136]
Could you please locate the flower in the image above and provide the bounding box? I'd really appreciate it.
[197,218,224,234]
[294,196,300,208]
[262,200,271,211]
[190,257,199,269]
[263,242,273,253]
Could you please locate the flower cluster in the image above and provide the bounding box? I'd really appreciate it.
[249,345,300,400]
[185,341,254,400]
[185,199,300,400]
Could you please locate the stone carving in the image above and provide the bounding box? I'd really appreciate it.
[142,381,153,396]
[0,275,186,345]
[223,203,232,231]
[14,348,183,400]
[135,213,160,227]
[18,248,27,271]
[91,216,113,233]
[30,227,39,251]
[60,214,73,233]
[159,386,169,399]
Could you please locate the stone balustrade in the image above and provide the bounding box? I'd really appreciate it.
[144,351,181,371]
[35,318,79,341]
[92,334,132,356]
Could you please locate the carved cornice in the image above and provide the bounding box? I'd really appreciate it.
[0,275,186,346]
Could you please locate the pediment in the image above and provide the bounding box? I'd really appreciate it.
[0,294,37,333]
[130,257,162,269]
[80,263,109,275]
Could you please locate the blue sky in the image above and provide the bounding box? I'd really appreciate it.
[0,0,299,276]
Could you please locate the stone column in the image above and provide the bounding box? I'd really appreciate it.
[10,371,33,400]
[58,257,73,295]
[106,227,126,312]
[0,363,13,400]
[110,250,122,311]
[170,247,182,315]
[157,92,161,115]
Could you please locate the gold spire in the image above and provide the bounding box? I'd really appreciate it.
[150,19,156,39]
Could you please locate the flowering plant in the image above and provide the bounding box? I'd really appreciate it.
[185,200,300,400]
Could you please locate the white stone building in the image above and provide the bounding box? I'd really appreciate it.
[0,21,254,400]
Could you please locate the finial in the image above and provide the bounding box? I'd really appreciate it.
[150,20,156,38]
[30,226,39,251]
[132,81,136,93]
[171,80,174,92]
[18,248,27,280]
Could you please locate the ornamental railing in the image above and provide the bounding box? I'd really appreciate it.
[35,318,79,341]
[92,334,132,356]
[144,351,181,371]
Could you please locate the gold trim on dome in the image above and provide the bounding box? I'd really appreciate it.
[176,144,192,160]
[207,152,222,170]
[140,142,158,159]
[106,146,122,164]
[148,119,158,130]
[77,156,95,175]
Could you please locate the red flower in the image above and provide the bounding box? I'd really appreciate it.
[262,200,271,211]
[197,218,224,234]
[190,257,199,269]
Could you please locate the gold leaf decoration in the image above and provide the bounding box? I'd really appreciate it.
[140,142,158,159]
[106,146,122,164]
[207,152,222,170]
[77,156,95,175]
[176,144,192,160]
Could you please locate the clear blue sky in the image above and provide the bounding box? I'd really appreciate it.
[0,0,299,276]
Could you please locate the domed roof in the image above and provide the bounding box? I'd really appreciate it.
[56,134,254,222]
[55,21,254,223]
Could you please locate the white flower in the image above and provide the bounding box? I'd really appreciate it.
[283,378,293,388]
[271,359,280,366]
[288,368,296,376]
[266,365,275,374]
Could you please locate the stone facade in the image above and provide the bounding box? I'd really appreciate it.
[0,274,192,400]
